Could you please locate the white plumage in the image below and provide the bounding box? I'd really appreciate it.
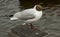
[10,5,42,25]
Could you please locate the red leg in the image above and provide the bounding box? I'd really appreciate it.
[30,24,38,30]
[30,23,33,29]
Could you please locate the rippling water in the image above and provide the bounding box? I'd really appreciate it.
[0,0,60,37]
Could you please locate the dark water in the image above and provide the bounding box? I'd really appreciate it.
[0,0,60,37]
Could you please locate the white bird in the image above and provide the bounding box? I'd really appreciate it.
[10,5,43,29]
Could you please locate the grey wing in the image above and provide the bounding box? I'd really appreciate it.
[19,12,35,20]
[20,13,35,20]
[14,9,35,20]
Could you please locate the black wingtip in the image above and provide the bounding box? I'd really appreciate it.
[5,15,13,17]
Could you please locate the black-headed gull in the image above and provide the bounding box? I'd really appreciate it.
[10,5,43,29]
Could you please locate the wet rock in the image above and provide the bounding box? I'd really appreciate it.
[8,24,48,37]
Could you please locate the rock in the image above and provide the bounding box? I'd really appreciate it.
[8,24,48,37]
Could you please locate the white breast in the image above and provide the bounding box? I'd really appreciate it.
[34,11,42,20]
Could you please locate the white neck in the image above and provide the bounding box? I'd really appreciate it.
[33,5,36,10]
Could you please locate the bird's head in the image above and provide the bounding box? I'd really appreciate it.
[34,5,43,11]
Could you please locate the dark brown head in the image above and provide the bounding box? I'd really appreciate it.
[35,5,43,11]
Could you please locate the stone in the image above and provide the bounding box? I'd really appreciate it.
[8,24,48,37]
